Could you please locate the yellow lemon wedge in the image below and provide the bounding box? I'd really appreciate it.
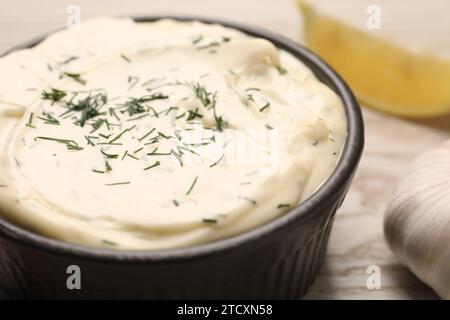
[298,0,450,118]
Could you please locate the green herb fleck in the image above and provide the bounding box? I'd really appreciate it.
[109,125,135,144]
[186,176,198,195]
[259,102,271,112]
[60,72,87,85]
[102,239,118,246]
[26,112,36,128]
[238,196,256,206]
[120,94,167,117]
[202,218,217,224]
[105,181,131,186]
[171,149,184,167]
[192,35,203,45]
[121,54,131,63]
[59,56,78,65]
[138,128,155,142]
[144,161,161,171]
[41,88,67,104]
[37,112,60,125]
[209,154,224,167]
[186,108,203,121]
[276,65,288,75]
[147,148,171,156]
[101,149,119,159]
[35,136,83,151]
[84,135,95,146]
[127,75,140,91]
[127,153,139,160]
[105,161,113,172]
[63,93,107,127]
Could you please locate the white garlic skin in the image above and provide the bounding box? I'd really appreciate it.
[385,141,450,299]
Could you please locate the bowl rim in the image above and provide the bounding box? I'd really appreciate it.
[0,15,364,263]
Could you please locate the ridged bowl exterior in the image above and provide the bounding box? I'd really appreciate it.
[0,16,364,299]
[0,192,344,299]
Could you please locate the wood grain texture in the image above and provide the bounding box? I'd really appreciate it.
[0,0,445,299]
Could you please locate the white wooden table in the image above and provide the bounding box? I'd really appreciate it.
[0,0,443,299]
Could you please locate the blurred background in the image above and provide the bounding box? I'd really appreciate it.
[1,0,447,299]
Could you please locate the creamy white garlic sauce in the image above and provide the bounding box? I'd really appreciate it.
[0,18,346,249]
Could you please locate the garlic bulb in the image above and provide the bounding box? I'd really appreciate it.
[385,141,450,299]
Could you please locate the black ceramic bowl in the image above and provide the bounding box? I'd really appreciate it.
[0,16,364,299]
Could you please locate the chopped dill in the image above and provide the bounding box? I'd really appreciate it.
[276,65,288,75]
[84,135,95,146]
[143,161,161,171]
[101,149,119,159]
[109,125,135,144]
[186,108,203,121]
[41,88,67,103]
[60,71,87,85]
[127,75,140,91]
[138,128,155,142]
[59,56,78,65]
[26,112,35,128]
[202,218,217,224]
[38,112,60,125]
[105,181,130,186]
[186,176,198,195]
[105,161,112,172]
[192,35,203,45]
[127,153,139,160]
[209,154,224,167]
[62,93,108,127]
[238,196,256,206]
[120,54,131,63]
[35,136,83,151]
[102,239,118,246]
[171,149,184,167]
[259,102,271,112]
